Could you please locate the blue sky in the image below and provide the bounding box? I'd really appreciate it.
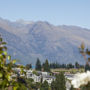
[0,0,90,28]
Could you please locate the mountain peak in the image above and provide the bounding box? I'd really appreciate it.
[16,19,34,25]
[0,17,90,65]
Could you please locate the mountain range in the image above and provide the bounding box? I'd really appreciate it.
[0,17,90,65]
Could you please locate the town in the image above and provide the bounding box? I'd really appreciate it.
[0,0,90,89]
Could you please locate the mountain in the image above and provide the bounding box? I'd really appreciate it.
[0,17,90,65]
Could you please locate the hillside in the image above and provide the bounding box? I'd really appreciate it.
[0,18,90,65]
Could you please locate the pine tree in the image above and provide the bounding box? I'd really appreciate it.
[51,72,66,90]
[43,59,50,72]
[40,80,49,90]
[51,81,56,90]
[75,62,80,69]
[56,72,66,90]
[35,58,41,71]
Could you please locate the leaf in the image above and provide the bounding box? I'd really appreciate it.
[0,73,2,78]
[0,51,3,54]
[3,51,7,56]
[2,42,7,45]
[8,55,11,60]
[81,42,85,50]
[0,38,2,42]
[12,60,16,64]
[3,46,7,50]
[13,86,18,90]
[0,54,3,59]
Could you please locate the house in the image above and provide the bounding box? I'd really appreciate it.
[37,71,49,76]
[12,68,55,84]
[12,68,21,73]
[33,75,41,82]
[26,70,55,84]
[26,70,33,78]
[42,76,55,85]
[42,71,49,76]
[26,70,41,82]
[64,74,75,80]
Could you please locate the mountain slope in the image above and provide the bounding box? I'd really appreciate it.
[0,18,90,65]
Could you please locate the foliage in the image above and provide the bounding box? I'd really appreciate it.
[25,63,32,70]
[32,70,38,75]
[51,81,56,90]
[70,85,74,90]
[35,58,42,71]
[51,72,66,90]
[40,80,49,90]
[0,35,26,90]
[75,62,80,69]
[85,64,90,72]
[50,62,84,69]
[42,59,50,72]
[79,42,90,71]
[25,78,34,89]
[80,82,90,90]
[25,78,41,90]
[0,35,15,89]
[67,63,74,69]
[50,62,67,69]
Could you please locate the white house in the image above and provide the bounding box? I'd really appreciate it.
[26,70,41,82]
[26,70,33,78]
[42,76,55,85]
[65,74,75,80]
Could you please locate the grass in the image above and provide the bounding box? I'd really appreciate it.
[51,68,85,74]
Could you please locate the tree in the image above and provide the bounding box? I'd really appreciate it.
[35,82,41,90]
[51,81,56,90]
[75,62,80,69]
[35,58,41,71]
[80,82,90,90]
[79,42,90,71]
[67,63,74,69]
[70,85,74,90]
[0,35,15,89]
[26,63,32,70]
[40,80,49,90]
[51,72,66,90]
[0,35,26,90]
[43,59,50,72]
[25,78,34,89]
[85,64,90,71]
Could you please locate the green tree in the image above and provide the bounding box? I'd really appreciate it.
[85,64,90,71]
[35,82,41,90]
[25,78,34,89]
[40,80,49,90]
[75,62,80,69]
[35,58,41,71]
[0,35,15,89]
[67,63,74,69]
[0,35,26,90]
[70,85,74,90]
[80,82,90,90]
[25,63,32,70]
[51,81,56,90]
[51,72,66,90]
[43,59,50,72]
